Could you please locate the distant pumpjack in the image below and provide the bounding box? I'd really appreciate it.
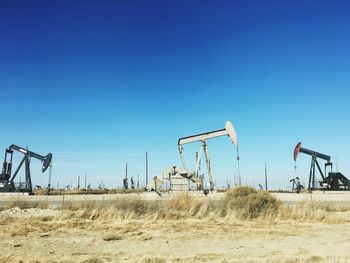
[289,177,304,193]
[123,177,128,190]
[131,176,135,189]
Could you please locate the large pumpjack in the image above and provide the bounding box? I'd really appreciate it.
[293,142,350,190]
[178,121,239,191]
[0,144,52,194]
[147,121,239,193]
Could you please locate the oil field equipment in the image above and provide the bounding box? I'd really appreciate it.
[290,177,304,192]
[147,121,239,193]
[178,121,239,191]
[293,142,350,190]
[0,144,52,193]
[147,166,192,194]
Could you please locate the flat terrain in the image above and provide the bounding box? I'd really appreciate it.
[0,199,350,262]
[2,191,350,209]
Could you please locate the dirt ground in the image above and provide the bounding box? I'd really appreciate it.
[0,207,350,263]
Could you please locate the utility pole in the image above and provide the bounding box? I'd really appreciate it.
[146,152,148,187]
[137,174,140,189]
[84,173,87,189]
[237,146,241,186]
[264,163,268,191]
[77,176,80,189]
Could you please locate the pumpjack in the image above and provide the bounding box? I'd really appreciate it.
[0,144,52,193]
[290,177,304,192]
[178,121,239,191]
[293,142,350,190]
[147,121,239,192]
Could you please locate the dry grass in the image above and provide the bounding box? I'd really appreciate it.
[1,200,49,210]
[278,202,327,221]
[156,193,219,219]
[63,194,219,221]
[223,186,281,219]
[0,190,343,242]
[4,186,343,223]
[1,188,350,262]
[76,199,161,220]
[54,187,338,223]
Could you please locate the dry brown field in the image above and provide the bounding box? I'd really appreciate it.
[0,188,350,263]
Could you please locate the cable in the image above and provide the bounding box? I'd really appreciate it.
[236,144,241,185]
[127,153,146,166]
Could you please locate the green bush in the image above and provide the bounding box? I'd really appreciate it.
[224,186,281,219]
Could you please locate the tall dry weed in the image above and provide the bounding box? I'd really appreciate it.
[224,186,281,219]
[163,193,221,219]
[2,200,49,210]
[67,198,162,221]
[277,202,339,222]
[168,193,193,211]
[56,187,341,223]
[64,193,220,221]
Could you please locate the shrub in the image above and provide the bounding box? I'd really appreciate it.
[224,186,281,219]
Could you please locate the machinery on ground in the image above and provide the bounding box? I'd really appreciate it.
[147,121,239,193]
[322,172,350,190]
[289,177,304,192]
[178,121,239,191]
[0,144,52,194]
[147,166,191,194]
[293,142,350,190]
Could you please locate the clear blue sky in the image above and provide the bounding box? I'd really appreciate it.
[0,0,349,189]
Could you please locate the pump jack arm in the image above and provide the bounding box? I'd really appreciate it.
[298,147,331,162]
[9,145,48,163]
[178,128,234,146]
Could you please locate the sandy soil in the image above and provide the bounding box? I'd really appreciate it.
[0,208,350,263]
